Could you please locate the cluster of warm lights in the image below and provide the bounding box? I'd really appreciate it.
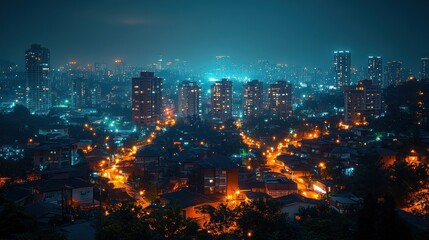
[83,122,98,137]
[406,149,419,164]
[240,132,261,149]
[163,108,176,127]
[338,121,350,130]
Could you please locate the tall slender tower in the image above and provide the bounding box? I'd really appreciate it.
[211,78,233,122]
[368,56,383,86]
[114,59,126,83]
[25,44,51,113]
[243,80,263,119]
[334,51,351,88]
[178,81,201,118]
[421,58,429,80]
[384,61,403,88]
[268,80,292,120]
[94,63,108,82]
[132,72,163,127]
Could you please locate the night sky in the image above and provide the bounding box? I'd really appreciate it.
[1,0,429,71]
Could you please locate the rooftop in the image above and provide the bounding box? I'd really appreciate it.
[278,193,325,206]
[28,178,93,192]
[135,145,165,157]
[160,190,217,209]
[200,155,238,169]
[330,193,361,204]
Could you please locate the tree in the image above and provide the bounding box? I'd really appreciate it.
[349,153,388,197]
[97,204,152,240]
[204,203,238,238]
[0,201,37,238]
[234,199,295,240]
[355,194,377,240]
[11,104,31,118]
[354,194,412,240]
[143,181,159,202]
[123,134,139,148]
[0,198,65,240]
[388,161,429,208]
[409,187,429,218]
[148,204,201,239]
[324,156,346,183]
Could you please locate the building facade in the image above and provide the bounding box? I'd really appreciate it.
[384,61,403,88]
[334,51,351,88]
[268,80,292,120]
[113,59,126,83]
[178,81,201,118]
[93,63,108,82]
[421,58,429,80]
[368,56,383,86]
[243,80,263,119]
[71,78,101,108]
[135,145,167,182]
[132,72,163,127]
[197,156,239,196]
[25,44,51,113]
[344,80,383,124]
[210,78,233,122]
[33,142,79,171]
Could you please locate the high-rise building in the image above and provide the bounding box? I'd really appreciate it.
[113,59,126,82]
[344,80,382,124]
[232,92,243,119]
[157,58,163,71]
[25,44,51,113]
[211,78,233,122]
[311,67,324,86]
[351,66,366,84]
[132,72,163,127]
[71,78,101,108]
[178,81,201,118]
[268,80,292,120]
[384,61,403,88]
[94,63,108,82]
[334,51,351,88]
[243,80,263,119]
[368,56,383,86]
[421,58,429,80]
[215,56,231,78]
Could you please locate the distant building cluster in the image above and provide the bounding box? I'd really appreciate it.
[0,44,422,122]
[1,43,429,239]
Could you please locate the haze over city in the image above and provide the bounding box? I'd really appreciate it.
[1,1,429,240]
[1,0,429,71]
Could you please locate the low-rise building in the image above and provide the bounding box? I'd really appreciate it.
[329,193,362,214]
[30,178,94,207]
[159,190,219,226]
[38,125,69,139]
[312,179,336,195]
[264,178,298,198]
[32,142,79,170]
[135,145,168,182]
[278,193,325,220]
[196,155,239,196]
[276,155,314,179]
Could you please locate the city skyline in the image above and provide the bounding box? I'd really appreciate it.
[1,0,429,72]
[1,1,429,239]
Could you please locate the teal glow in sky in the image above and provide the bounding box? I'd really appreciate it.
[1,0,428,71]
